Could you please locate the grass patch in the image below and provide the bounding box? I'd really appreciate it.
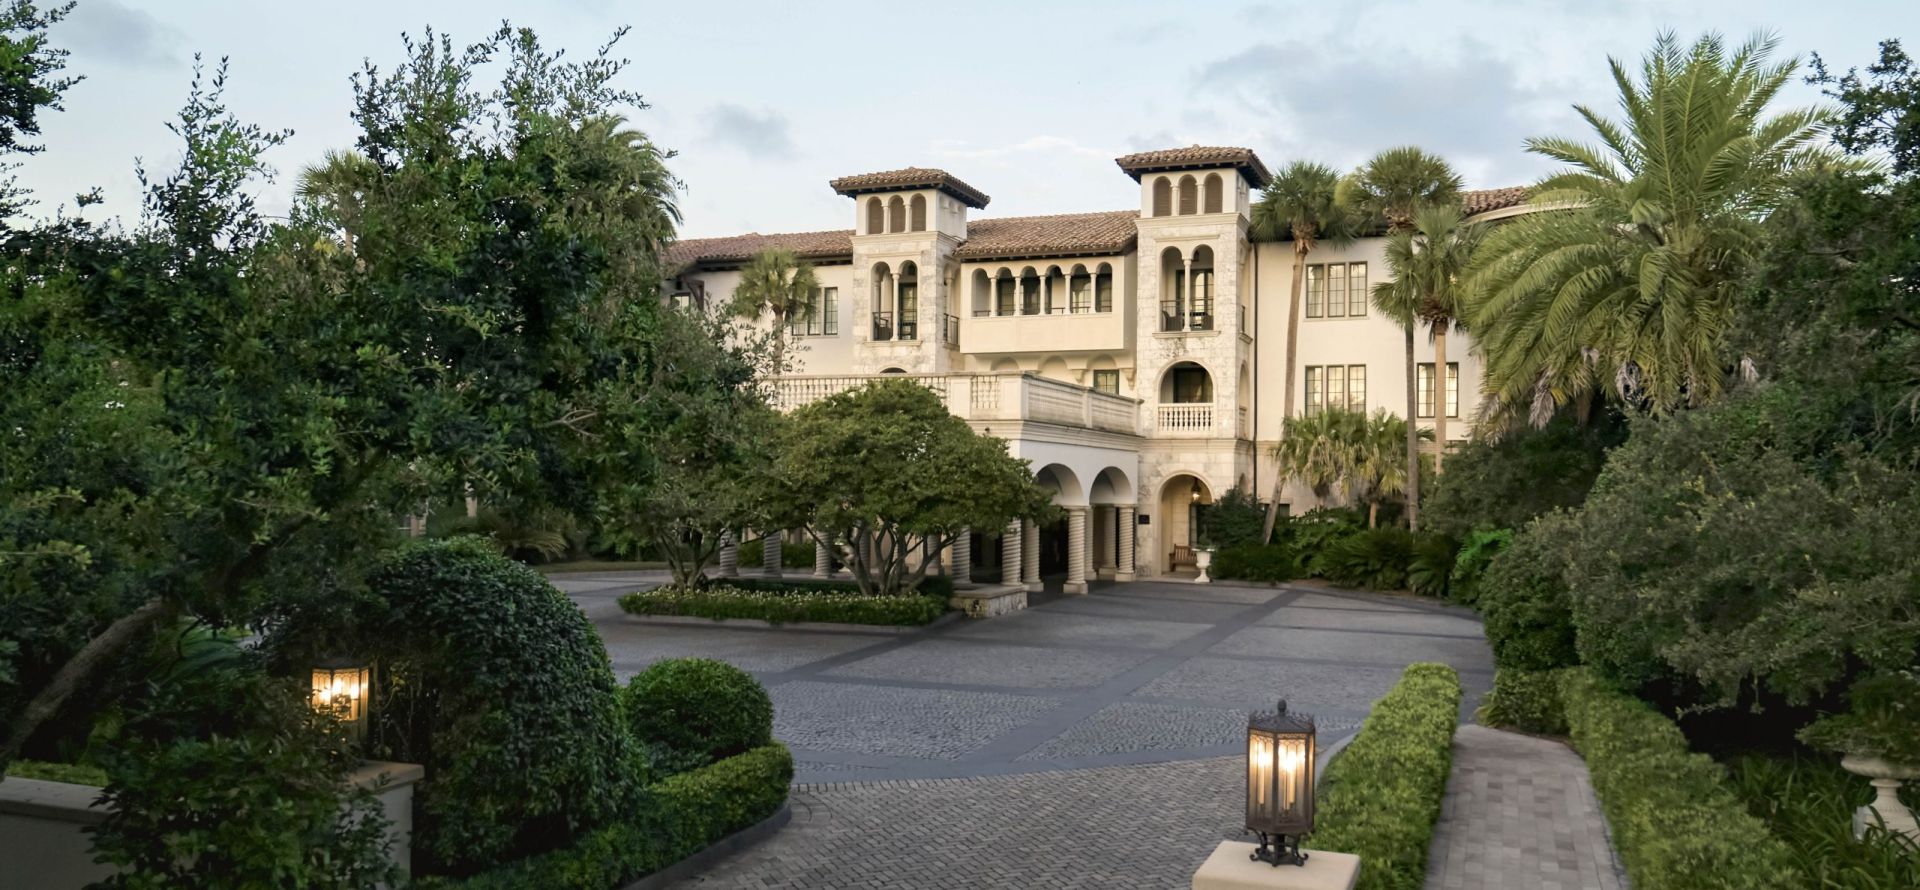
[1313,662,1462,890]
[620,584,949,627]
[4,759,108,786]
[1725,753,1920,889]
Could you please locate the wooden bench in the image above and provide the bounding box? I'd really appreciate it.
[1171,544,1196,569]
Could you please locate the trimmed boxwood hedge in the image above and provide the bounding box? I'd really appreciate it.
[1312,662,1462,890]
[624,658,773,768]
[420,743,795,890]
[620,584,949,626]
[723,574,955,599]
[1560,669,1804,890]
[1478,668,1569,736]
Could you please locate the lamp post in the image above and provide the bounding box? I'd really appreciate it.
[1247,699,1316,867]
[310,658,372,741]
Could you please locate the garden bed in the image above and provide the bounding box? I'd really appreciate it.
[619,581,952,628]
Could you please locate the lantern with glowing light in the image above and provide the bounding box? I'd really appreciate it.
[1246,699,1316,866]
[310,659,371,739]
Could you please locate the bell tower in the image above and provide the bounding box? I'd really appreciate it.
[829,168,990,374]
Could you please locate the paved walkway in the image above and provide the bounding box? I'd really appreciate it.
[1424,725,1627,890]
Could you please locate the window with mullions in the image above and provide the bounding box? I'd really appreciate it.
[1304,363,1366,414]
[1417,362,1460,418]
[1304,263,1368,319]
[1092,369,1120,395]
[787,287,839,337]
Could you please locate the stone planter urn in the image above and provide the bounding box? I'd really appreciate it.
[1194,548,1214,584]
[1840,754,1920,842]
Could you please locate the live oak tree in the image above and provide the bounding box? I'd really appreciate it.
[763,379,1055,597]
[0,26,677,774]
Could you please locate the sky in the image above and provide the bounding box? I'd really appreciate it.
[11,0,1912,238]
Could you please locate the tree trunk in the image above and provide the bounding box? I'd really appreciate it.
[1,596,178,766]
[1404,326,1420,532]
[1433,322,1449,474]
[1368,501,1378,529]
[1261,242,1311,544]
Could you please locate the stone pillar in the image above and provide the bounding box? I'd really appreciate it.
[1065,507,1089,595]
[952,528,972,587]
[813,536,832,579]
[1022,518,1042,593]
[1001,522,1022,587]
[1182,258,1194,331]
[762,530,783,578]
[717,530,738,579]
[1092,506,1112,576]
[1117,506,1137,581]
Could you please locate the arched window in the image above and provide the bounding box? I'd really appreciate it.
[866,197,883,235]
[1094,262,1114,313]
[909,195,927,232]
[1190,245,1215,330]
[1203,173,1223,213]
[887,196,906,233]
[871,262,894,341]
[1159,247,1184,331]
[1160,361,1214,404]
[971,269,992,317]
[897,261,919,340]
[995,270,1016,316]
[1177,175,1198,215]
[1152,176,1172,217]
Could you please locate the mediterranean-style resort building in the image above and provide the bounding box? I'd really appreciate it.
[667,147,1527,614]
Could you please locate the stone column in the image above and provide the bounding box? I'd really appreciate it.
[762,530,783,578]
[1093,506,1112,575]
[1182,258,1194,331]
[1065,507,1089,594]
[1022,518,1042,593]
[717,530,738,579]
[1001,522,1022,587]
[952,527,972,587]
[813,536,832,579]
[1117,506,1137,581]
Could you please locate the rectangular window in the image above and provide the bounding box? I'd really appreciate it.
[1326,365,1347,411]
[822,287,838,335]
[1347,263,1368,317]
[1095,274,1113,312]
[1418,362,1460,418]
[1325,263,1346,317]
[1346,364,1366,410]
[1092,369,1120,395]
[1305,265,1323,318]
[1304,366,1324,415]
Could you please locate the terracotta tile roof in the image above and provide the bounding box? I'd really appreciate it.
[952,210,1139,261]
[1114,146,1273,188]
[665,229,853,269]
[1461,186,1530,216]
[828,167,991,209]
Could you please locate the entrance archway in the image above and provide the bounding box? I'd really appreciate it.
[1156,473,1213,574]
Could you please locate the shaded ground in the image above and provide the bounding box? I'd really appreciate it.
[1424,725,1628,890]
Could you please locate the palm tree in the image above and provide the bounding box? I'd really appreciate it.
[1465,32,1849,426]
[732,247,819,373]
[295,149,380,254]
[1272,407,1429,528]
[1375,204,1482,472]
[1349,409,1430,528]
[1252,161,1353,543]
[1349,147,1462,531]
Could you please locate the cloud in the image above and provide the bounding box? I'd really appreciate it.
[702,104,796,160]
[935,135,1113,162]
[1194,38,1574,186]
[60,0,183,69]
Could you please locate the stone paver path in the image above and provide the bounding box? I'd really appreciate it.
[1424,724,1627,890]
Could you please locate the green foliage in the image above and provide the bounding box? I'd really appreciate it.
[342,538,635,876]
[420,744,794,890]
[0,0,78,213]
[1422,412,1627,539]
[430,506,584,564]
[1201,487,1268,550]
[622,658,772,769]
[1562,668,1803,890]
[1725,753,1920,887]
[1273,409,1427,526]
[735,537,816,571]
[1814,39,1920,176]
[1281,507,1366,554]
[621,585,949,627]
[1467,33,1854,423]
[1313,663,1462,890]
[1445,528,1511,606]
[1406,533,1458,599]
[4,757,105,785]
[1479,668,1569,736]
[722,574,956,599]
[88,670,396,889]
[765,379,1054,596]
[1210,543,1302,584]
[1475,514,1578,672]
[1799,670,1920,765]
[1312,528,1413,590]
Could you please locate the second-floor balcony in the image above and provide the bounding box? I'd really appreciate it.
[1158,300,1216,333]
[773,372,1140,436]
[961,308,1127,355]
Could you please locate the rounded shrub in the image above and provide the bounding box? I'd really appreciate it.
[358,536,635,876]
[624,657,772,766]
[1312,527,1414,590]
[1477,514,1578,672]
[1211,543,1301,583]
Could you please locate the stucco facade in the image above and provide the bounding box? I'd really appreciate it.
[668,149,1524,583]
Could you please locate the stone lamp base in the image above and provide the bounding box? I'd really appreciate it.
[1192,842,1359,890]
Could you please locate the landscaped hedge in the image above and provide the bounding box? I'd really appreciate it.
[1211,543,1301,583]
[722,574,956,599]
[422,744,794,890]
[1312,662,1462,890]
[620,584,949,626]
[1478,668,1568,736]
[1561,668,1804,890]
[624,658,773,770]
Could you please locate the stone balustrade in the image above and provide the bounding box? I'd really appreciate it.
[772,372,1141,436]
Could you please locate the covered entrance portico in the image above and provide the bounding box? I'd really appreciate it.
[1154,472,1214,576]
[1003,440,1139,596]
